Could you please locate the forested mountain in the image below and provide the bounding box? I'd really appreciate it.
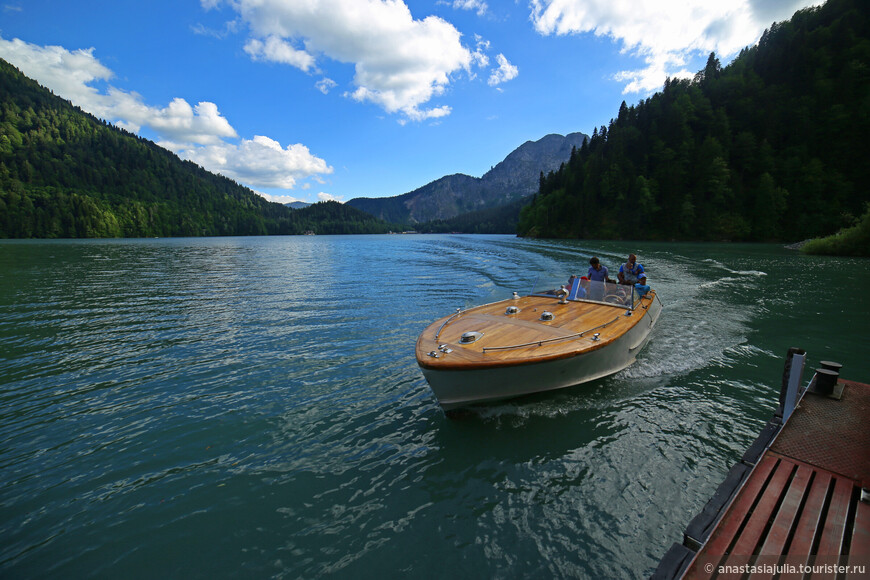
[415,197,526,234]
[286,200,397,234]
[0,59,395,237]
[518,0,870,242]
[347,132,587,224]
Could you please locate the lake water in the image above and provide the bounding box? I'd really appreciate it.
[1,235,867,579]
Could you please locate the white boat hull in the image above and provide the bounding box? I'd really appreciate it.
[422,293,662,410]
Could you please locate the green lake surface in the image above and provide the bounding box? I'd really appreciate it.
[1,235,867,578]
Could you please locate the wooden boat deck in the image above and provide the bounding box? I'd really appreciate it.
[655,374,870,579]
[415,289,657,370]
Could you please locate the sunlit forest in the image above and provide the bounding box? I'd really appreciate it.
[518,0,869,244]
[0,60,395,238]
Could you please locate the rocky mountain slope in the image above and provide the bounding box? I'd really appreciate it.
[346,132,588,224]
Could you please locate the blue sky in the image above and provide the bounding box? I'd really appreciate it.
[0,0,818,204]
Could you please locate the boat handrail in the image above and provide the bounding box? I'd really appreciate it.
[434,308,464,340]
[482,316,622,352]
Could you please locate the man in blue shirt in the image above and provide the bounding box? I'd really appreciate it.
[587,257,613,283]
[618,254,645,285]
[587,257,613,302]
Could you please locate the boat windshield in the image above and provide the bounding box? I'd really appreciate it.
[529,275,637,310]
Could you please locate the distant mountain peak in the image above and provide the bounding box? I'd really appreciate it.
[346,132,587,224]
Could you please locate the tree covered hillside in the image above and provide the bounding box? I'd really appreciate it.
[416,197,526,234]
[0,59,394,237]
[518,0,870,242]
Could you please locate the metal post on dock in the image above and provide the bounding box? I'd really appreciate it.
[809,359,845,398]
[777,347,806,423]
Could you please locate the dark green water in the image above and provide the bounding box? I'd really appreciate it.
[1,235,867,578]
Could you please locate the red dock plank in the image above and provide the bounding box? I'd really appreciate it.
[727,459,794,557]
[698,455,779,558]
[746,463,814,580]
[716,459,795,580]
[759,463,813,554]
[817,476,853,556]
[786,468,832,560]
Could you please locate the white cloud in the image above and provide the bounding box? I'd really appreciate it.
[470,35,490,72]
[529,0,821,94]
[317,192,343,202]
[244,36,316,71]
[256,191,308,204]
[148,98,237,144]
[749,0,815,24]
[488,54,518,86]
[443,0,488,17]
[0,36,332,192]
[316,77,337,94]
[191,20,240,39]
[227,0,477,121]
[178,136,333,189]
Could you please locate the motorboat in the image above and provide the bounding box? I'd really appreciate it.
[415,275,663,411]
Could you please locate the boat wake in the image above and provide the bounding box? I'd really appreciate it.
[702,258,767,277]
[617,255,773,384]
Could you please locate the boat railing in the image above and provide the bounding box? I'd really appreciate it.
[434,308,464,340]
[482,315,622,352]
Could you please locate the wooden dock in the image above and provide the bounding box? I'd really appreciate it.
[654,351,869,579]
